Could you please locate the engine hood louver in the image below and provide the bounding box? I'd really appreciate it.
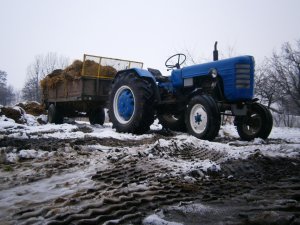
[236,64,251,89]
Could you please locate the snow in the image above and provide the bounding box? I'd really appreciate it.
[0,114,299,162]
[0,112,300,223]
[143,214,183,225]
[1,113,299,164]
[143,203,219,224]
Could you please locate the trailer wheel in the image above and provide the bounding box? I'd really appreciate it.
[158,112,186,132]
[109,73,155,134]
[48,104,63,124]
[89,108,105,125]
[185,95,220,140]
[236,103,273,141]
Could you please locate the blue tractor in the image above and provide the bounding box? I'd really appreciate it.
[108,42,273,141]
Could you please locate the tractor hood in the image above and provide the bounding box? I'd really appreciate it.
[171,55,255,101]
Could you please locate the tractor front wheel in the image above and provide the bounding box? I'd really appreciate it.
[185,95,220,140]
[236,103,273,141]
[108,73,155,134]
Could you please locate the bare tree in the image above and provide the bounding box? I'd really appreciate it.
[271,40,300,115]
[22,74,39,102]
[26,55,43,102]
[0,70,17,106]
[22,53,69,102]
[181,43,239,67]
[255,39,300,127]
[0,70,7,105]
[255,60,282,109]
[42,52,69,76]
[5,85,15,105]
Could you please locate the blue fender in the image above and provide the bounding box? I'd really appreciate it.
[114,67,161,102]
[115,68,155,82]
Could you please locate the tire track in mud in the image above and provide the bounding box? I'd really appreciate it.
[5,136,230,224]
[14,155,300,225]
[5,134,300,224]
[160,156,300,224]
[150,141,227,163]
[0,136,161,151]
[13,159,198,225]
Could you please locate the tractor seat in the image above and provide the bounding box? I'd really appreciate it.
[147,68,170,82]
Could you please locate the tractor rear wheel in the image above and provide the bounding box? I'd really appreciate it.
[185,95,220,140]
[158,112,186,132]
[48,104,63,124]
[108,73,155,134]
[236,103,273,141]
[89,108,105,125]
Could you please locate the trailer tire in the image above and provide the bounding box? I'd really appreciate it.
[89,108,105,125]
[48,104,63,124]
[185,95,220,140]
[158,112,186,132]
[236,103,273,141]
[109,73,155,134]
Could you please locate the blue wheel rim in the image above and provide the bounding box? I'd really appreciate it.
[113,86,135,124]
[118,89,134,120]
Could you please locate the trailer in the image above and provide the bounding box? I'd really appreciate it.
[42,54,143,125]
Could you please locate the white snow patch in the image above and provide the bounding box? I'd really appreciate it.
[0,115,19,126]
[168,203,213,215]
[143,214,183,225]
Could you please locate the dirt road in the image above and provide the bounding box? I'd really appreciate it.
[0,123,299,225]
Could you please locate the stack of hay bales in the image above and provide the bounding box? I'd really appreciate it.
[40,60,117,91]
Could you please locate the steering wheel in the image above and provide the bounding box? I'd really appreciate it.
[165,53,186,69]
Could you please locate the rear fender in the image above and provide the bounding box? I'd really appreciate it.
[114,68,161,103]
[114,68,155,82]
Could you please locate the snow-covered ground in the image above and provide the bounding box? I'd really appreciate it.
[0,114,299,224]
[1,115,299,161]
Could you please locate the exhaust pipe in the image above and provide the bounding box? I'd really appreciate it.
[213,41,218,61]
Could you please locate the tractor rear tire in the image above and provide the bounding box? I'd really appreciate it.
[236,103,273,141]
[48,104,63,124]
[185,95,221,140]
[108,73,155,134]
[158,112,186,132]
[89,108,105,125]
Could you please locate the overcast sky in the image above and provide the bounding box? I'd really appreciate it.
[1,0,300,89]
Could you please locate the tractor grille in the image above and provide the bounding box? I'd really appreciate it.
[235,64,251,89]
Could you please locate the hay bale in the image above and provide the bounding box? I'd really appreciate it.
[64,60,83,77]
[83,60,99,77]
[16,102,46,116]
[40,59,118,91]
[99,65,117,77]
[40,60,86,90]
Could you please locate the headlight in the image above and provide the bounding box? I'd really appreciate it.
[210,68,218,78]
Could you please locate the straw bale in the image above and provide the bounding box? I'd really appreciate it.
[99,65,117,77]
[40,59,117,91]
[16,102,46,116]
[83,60,99,77]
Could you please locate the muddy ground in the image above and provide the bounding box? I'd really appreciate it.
[0,124,299,225]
